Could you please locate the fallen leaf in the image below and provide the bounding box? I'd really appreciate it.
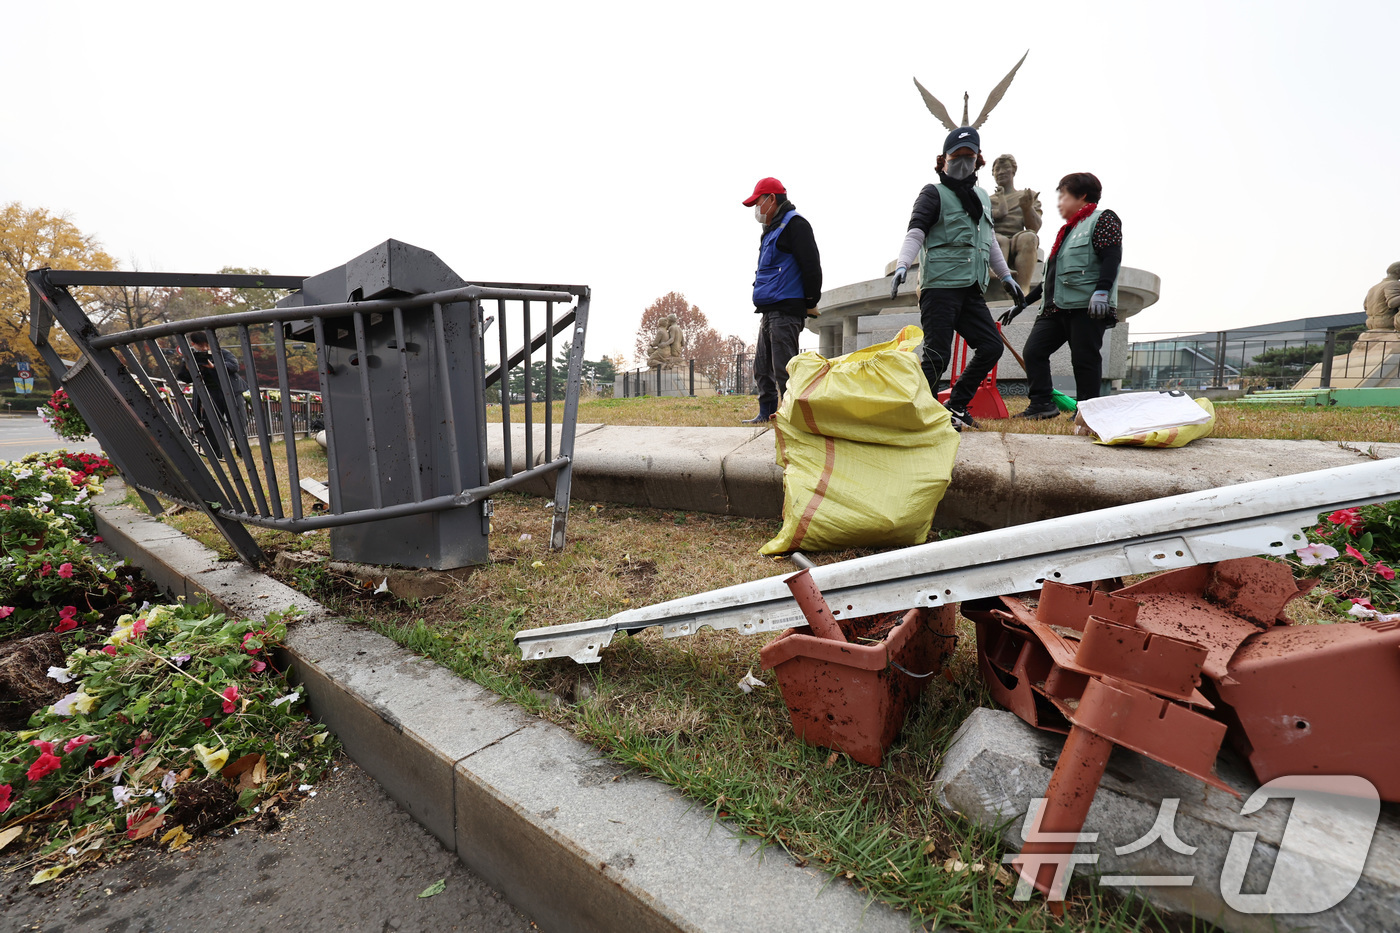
[222,753,261,782]
[127,814,166,841]
[418,879,446,898]
[31,865,67,885]
[0,826,23,854]
[825,752,839,768]
[995,865,1015,885]
[160,825,193,850]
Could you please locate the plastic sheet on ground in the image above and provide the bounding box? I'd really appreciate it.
[761,325,960,554]
[1075,391,1216,448]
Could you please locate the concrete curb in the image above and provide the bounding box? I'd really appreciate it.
[489,424,1399,531]
[92,482,919,933]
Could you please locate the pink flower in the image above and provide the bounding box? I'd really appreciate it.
[63,735,95,753]
[57,562,74,579]
[1328,508,1364,532]
[30,740,55,755]
[59,605,77,621]
[132,618,148,637]
[250,660,266,673]
[221,685,240,714]
[0,783,12,814]
[27,750,63,781]
[0,606,13,619]
[102,645,117,656]
[1377,564,1397,582]
[39,563,52,577]
[1346,544,1370,566]
[54,615,79,634]
[93,536,103,544]
[1294,543,1339,566]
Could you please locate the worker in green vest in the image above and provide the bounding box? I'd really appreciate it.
[891,126,1024,430]
[1005,172,1122,419]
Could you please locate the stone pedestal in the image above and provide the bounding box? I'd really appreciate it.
[612,365,716,398]
[1294,332,1400,389]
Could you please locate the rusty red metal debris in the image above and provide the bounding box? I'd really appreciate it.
[966,555,1400,902]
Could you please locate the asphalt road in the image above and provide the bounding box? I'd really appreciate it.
[0,761,537,933]
[0,414,103,461]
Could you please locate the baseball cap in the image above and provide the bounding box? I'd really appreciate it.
[943,127,981,155]
[742,177,786,206]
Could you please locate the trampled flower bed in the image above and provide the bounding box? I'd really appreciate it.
[1,450,336,884]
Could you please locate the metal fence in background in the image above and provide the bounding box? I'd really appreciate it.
[27,246,589,568]
[616,352,755,398]
[1124,327,1386,391]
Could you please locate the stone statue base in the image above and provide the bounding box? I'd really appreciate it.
[614,364,717,398]
[1294,332,1400,389]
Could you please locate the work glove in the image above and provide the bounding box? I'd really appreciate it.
[1089,290,1112,319]
[996,274,1026,326]
[890,265,907,300]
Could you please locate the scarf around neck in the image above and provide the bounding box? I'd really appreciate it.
[1048,202,1098,261]
[936,170,984,223]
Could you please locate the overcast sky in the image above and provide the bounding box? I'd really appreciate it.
[6,0,1397,361]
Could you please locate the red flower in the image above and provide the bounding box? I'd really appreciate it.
[63,735,95,754]
[39,563,52,577]
[57,562,74,579]
[54,617,79,634]
[102,645,117,656]
[221,685,240,714]
[1329,508,1364,532]
[27,751,63,781]
[200,717,213,727]
[0,783,11,814]
[30,739,55,754]
[132,618,148,637]
[1377,564,1397,581]
[1346,544,1370,566]
[93,754,123,770]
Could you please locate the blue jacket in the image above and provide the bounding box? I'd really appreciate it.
[752,209,810,308]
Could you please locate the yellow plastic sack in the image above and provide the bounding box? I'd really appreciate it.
[761,325,960,555]
[1090,398,1216,447]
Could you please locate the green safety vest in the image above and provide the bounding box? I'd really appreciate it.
[1052,208,1120,310]
[918,185,994,291]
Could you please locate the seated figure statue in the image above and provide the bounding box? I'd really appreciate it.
[1363,262,1400,334]
[647,314,686,368]
[989,154,1042,291]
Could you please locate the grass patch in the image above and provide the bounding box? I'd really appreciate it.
[172,493,1223,931]
[490,395,1400,443]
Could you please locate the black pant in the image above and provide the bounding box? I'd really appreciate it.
[918,285,1003,410]
[1022,309,1112,407]
[754,311,804,417]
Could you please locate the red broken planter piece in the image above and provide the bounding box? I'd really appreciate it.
[760,605,957,766]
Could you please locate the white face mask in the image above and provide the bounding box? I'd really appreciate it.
[946,156,977,180]
[754,203,767,224]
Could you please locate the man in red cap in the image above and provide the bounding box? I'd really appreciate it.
[741,177,822,424]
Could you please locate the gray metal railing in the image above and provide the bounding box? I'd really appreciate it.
[26,246,590,568]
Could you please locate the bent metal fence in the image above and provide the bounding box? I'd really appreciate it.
[26,244,589,570]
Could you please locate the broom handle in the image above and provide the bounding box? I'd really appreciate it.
[997,325,1028,370]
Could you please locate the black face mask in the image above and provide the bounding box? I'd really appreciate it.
[937,165,984,222]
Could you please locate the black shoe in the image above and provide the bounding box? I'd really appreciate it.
[740,414,771,426]
[944,404,977,431]
[1020,404,1060,420]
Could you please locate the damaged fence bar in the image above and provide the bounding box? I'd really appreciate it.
[27,239,590,571]
[515,457,1400,663]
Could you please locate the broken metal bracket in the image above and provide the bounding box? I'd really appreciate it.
[514,458,1400,664]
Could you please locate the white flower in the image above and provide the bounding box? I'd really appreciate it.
[1295,543,1339,567]
[1349,603,1380,619]
[36,491,53,503]
[308,791,316,797]
[297,783,312,792]
[162,771,177,790]
[154,792,167,805]
[271,690,301,709]
[737,669,767,694]
[113,785,134,806]
[372,578,390,595]
[67,847,78,857]
[46,666,74,684]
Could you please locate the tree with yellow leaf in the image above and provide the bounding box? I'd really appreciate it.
[0,202,115,363]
